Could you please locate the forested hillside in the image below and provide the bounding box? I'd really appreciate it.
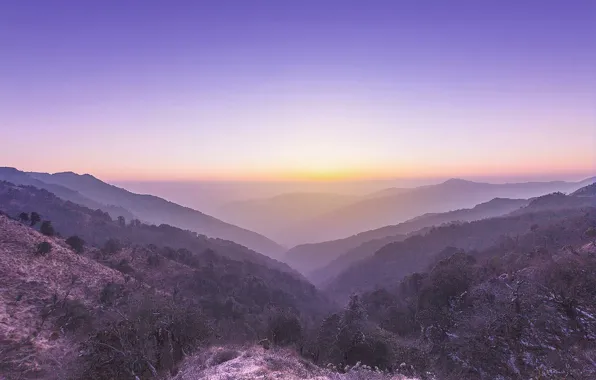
[0,181,291,275]
[287,197,528,278]
[2,182,595,380]
[0,168,284,257]
[286,178,592,243]
[0,208,330,379]
[325,190,596,301]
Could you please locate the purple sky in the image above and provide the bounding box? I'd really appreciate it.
[1,0,595,180]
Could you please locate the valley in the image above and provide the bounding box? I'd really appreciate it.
[1,172,595,379]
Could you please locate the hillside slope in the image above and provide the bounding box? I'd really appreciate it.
[287,197,528,277]
[0,167,134,220]
[572,181,596,196]
[0,209,332,379]
[0,214,127,379]
[173,346,415,380]
[358,230,596,379]
[0,181,296,276]
[326,200,596,302]
[24,169,284,257]
[288,178,593,243]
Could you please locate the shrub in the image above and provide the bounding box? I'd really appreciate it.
[53,299,93,334]
[40,220,55,236]
[209,349,240,366]
[267,311,303,346]
[114,259,134,274]
[81,297,209,380]
[30,212,41,226]
[117,215,126,227]
[99,282,125,305]
[66,235,85,254]
[103,238,121,254]
[18,212,29,223]
[37,242,52,255]
[147,253,161,267]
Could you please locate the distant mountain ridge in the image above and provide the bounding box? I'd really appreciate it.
[0,167,134,220]
[217,192,361,245]
[286,177,595,243]
[0,168,284,257]
[286,197,529,279]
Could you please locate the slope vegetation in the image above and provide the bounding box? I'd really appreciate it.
[325,195,596,302]
[0,205,331,379]
[356,220,596,379]
[287,197,528,277]
[174,346,415,380]
[0,168,284,257]
[0,181,292,274]
[0,214,126,379]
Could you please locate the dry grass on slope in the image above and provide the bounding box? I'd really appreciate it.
[0,215,126,379]
[173,346,417,380]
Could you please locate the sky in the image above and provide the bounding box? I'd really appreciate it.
[1,0,595,181]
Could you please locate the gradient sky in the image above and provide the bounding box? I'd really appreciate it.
[1,0,595,181]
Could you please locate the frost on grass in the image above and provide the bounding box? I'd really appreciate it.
[173,346,419,380]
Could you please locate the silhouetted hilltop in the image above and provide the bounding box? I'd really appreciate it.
[0,167,134,220]
[0,168,284,257]
[0,180,292,275]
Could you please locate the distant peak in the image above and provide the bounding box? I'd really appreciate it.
[442,178,473,185]
[54,171,98,180]
[0,167,20,173]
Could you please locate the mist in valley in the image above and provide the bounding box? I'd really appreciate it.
[118,175,595,247]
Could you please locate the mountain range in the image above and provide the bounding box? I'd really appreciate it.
[290,197,530,283]
[323,187,596,302]
[0,167,284,257]
[216,192,360,245]
[282,177,594,244]
[1,172,595,380]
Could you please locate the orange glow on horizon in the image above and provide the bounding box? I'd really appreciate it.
[100,163,595,183]
[18,150,593,183]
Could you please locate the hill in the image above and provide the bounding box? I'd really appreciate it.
[0,214,128,378]
[0,205,331,379]
[0,181,294,275]
[0,167,134,220]
[325,197,596,302]
[355,222,596,379]
[572,182,596,196]
[0,168,284,257]
[217,192,360,246]
[287,177,593,244]
[3,183,595,380]
[286,197,528,277]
